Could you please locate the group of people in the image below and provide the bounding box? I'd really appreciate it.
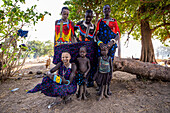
[27,4,120,107]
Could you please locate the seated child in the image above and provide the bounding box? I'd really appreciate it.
[27,51,77,107]
[93,46,113,101]
[76,46,90,100]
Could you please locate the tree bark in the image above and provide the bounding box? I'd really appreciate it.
[140,19,157,63]
[113,58,170,81]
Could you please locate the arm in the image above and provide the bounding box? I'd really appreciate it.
[61,63,77,84]
[71,22,77,43]
[73,25,80,42]
[95,19,105,49]
[84,59,91,78]
[109,57,113,75]
[47,62,61,79]
[50,62,61,73]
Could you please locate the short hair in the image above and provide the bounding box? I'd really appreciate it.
[80,46,87,52]
[61,7,69,14]
[62,50,70,53]
[86,10,93,14]
[103,4,110,9]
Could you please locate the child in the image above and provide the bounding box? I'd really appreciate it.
[76,46,90,100]
[27,51,77,108]
[93,46,113,101]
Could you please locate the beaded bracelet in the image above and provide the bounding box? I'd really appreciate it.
[110,39,116,44]
[65,80,70,85]
[97,40,103,46]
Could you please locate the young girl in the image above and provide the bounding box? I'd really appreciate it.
[93,46,113,101]
[27,51,77,108]
[54,7,76,46]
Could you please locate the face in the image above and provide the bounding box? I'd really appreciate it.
[61,9,69,21]
[101,47,108,56]
[103,5,111,16]
[79,47,87,58]
[85,12,93,24]
[61,52,71,64]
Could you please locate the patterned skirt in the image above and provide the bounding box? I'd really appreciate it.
[27,76,77,97]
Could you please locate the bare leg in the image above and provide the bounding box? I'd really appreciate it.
[104,85,109,98]
[107,82,112,95]
[98,85,104,101]
[77,85,82,100]
[63,95,72,104]
[83,83,87,100]
[97,85,101,96]
[47,97,62,109]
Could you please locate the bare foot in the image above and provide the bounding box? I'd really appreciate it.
[77,96,82,101]
[83,94,87,100]
[107,90,112,95]
[98,95,103,101]
[104,94,109,98]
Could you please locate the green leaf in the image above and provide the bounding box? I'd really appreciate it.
[3,64,7,68]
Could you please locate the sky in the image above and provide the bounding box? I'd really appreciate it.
[20,0,164,58]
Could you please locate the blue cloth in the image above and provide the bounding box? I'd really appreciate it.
[97,21,117,59]
[27,63,77,97]
[17,29,28,37]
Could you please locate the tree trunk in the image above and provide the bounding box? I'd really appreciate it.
[140,19,157,63]
[113,58,170,81]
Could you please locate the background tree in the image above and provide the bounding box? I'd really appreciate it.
[156,46,170,59]
[0,0,51,80]
[64,0,170,63]
[27,40,53,58]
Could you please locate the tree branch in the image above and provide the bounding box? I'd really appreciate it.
[151,23,170,33]
[140,0,161,3]
[124,24,135,47]
[120,21,134,24]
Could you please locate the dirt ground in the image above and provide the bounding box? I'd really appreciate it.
[0,62,170,113]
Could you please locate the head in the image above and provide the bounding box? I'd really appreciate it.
[61,51,71,65]
[103,5,111,16]
[101,46,108,56]
[61,7,69,21]
[85,10,93,24]
[79,46,87,58]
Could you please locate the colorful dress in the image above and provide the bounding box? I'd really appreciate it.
[54,19,74,46]
[74,20,95,42]
[27,63,77,97]
[96,18,120,60]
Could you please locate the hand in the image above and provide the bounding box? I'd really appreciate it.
[83,73,87,78]
[99,43,106,49]
[107,41,114,49]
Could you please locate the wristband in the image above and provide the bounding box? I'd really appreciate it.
[97,41,103,46]
[110,39,116,44]
[65,80,70,85]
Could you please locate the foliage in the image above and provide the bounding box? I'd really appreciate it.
[27,40,53,58]
[64,0,169,45]
[0,0,51,80]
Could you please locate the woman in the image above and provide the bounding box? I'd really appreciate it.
[27,51,77,107]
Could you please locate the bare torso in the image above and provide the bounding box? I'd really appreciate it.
[77,57,89,74]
